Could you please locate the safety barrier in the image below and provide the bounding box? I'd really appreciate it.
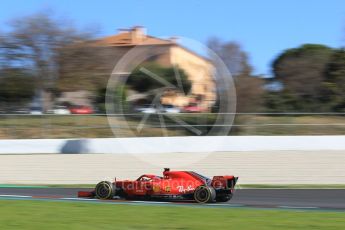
[1,136,345,154]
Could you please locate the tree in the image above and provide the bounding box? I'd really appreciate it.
[0,31,7,69]
[0,12,97,110]
[0,69,35,109]
[207,37,263,112]
[207,37,251,76]
[0,11,96,110]
[271,44,333,111]
[57,44,107,92]
[322,49,345,111]
[235,74,264,112]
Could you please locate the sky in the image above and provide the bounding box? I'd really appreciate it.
[0,0,344,75]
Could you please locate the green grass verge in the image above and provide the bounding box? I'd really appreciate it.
[0,200,344,229]
[1,114,345,138]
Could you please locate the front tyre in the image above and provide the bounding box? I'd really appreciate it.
[95,181,114,199]
[194,185,216,203]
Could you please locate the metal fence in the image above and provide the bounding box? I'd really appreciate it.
[0,113,345,139]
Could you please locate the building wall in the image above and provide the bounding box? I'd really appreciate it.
[169,45,216,108]
[152,50,171,67]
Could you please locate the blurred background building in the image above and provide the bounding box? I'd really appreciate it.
[58,26,215,110]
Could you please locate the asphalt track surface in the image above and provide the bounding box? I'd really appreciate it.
[0,188,344,211]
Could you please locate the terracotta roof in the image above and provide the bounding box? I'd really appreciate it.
[87,27,211,63]
[93,30,173,47]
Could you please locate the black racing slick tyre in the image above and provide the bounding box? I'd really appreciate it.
[193,185,216,203]
[95,181,114,199]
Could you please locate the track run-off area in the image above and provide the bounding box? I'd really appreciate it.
[0,187,344,211]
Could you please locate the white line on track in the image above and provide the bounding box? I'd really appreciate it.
[279,206,318,209]
[0,195,172,204]
[130,200,171,204]
[206,203,245,207]
[61,198,99,201]
[0,195,32,198]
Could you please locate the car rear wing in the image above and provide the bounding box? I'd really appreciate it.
[227,177,238,189]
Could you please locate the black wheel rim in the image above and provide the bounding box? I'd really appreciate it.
[195,187,209,202]
[96,182,111,199]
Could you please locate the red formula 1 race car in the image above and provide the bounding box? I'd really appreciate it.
[78,168,238,203]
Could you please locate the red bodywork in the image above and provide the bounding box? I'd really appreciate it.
[78,169,238,203]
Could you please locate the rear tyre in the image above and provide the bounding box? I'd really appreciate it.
[95,181,114,199]
[194,185,216,203]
